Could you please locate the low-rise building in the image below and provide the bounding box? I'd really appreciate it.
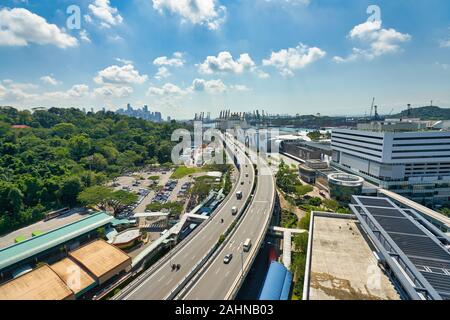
[0,212,114,283]
[0,265,75,300]
[303,212,400,300]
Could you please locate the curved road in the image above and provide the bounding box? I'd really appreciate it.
[182,138,276,300]
[119,135,255,300]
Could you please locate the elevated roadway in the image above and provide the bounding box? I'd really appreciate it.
[115,134,255,300]
[182,138,277,300]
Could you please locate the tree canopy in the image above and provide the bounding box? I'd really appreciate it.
[0,106,187,234]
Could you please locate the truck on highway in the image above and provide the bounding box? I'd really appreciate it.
[236,191,243,200]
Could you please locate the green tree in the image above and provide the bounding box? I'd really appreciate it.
[59,177,82,207]
[52,123,76,138]
[78,186,112,209]
[69,134,92,160]
[109,190,138,215]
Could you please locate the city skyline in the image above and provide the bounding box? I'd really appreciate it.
[0,0,450,119]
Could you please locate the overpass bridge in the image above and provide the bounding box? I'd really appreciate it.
[114,133,256,300]
[180,136,277,300]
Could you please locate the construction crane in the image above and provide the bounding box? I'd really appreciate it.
[369,97,376,119]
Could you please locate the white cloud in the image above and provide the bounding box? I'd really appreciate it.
[0,80,37,101]
[67,84,90,98]
[192,78,227,94]
[191,79,249,94]
[153,52,185,67]
[262,43,326,76]
[230,84,251,92]
[94,64,148,85]
[44,84,90,99]
[333,20,411,63]
[440,39,450,48]
[116,58,133,65]
[88,0,123,28]
[256,70,270,79]
[198,52,256,75]
[147,83,188,96]
[152,0,226,30]
[40,76,60,86]
[155,67,171,80]
[147,78,243,97]
[93,85,133,98]
[0,8,78,48]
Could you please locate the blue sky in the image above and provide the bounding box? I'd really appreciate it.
[0,0,449,119]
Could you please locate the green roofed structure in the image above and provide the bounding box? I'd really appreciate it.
[0,212,114,281]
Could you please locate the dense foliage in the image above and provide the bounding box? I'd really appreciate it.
[276,160,313,196]
[392,106,450,120]
[0,106,187,234]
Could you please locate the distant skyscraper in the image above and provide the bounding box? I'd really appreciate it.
[116,103,163,123]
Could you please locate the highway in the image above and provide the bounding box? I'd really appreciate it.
[182,138,276,300]
[117,135,255,300]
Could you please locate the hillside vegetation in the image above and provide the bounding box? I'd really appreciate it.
[392,106,450,120]
[0,106,187,234]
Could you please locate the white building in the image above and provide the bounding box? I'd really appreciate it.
[331,126,450,206]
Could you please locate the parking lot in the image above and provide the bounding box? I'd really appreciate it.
[109,170,173,217]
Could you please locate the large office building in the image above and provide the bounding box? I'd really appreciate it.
[331,123,450,206]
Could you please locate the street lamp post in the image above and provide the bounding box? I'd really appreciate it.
[240,245,244,280]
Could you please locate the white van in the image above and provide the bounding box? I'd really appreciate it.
[231,206,238,215]
[243,238,252,252]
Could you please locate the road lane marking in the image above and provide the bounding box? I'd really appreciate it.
[157,274,166,282]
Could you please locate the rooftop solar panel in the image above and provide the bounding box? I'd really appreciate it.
[367,207,406,218]
[421,272,450,296]
[374,216,425,236]
[388,233,450,262]
[352,195,450,300]
[358,197,394,208]
[409,257,450,270]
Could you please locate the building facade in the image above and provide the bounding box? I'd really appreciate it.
[331,128,450,206]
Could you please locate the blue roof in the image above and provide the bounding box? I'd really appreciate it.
[259,262,292,300]
[0,212,114,271]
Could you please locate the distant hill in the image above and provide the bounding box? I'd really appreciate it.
[391,106,450,120]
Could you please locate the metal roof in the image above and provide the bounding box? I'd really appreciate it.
[351,196,450,300]
[0,212,114,271]
[259,261,292,300]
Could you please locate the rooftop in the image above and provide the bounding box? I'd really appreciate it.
[69,240,131,281]
[0,212,114,272]
[0,265,74,300]
[112,229,141,245]
[351,196,450,300]
[50,258,96,295]
[304,212,400,300]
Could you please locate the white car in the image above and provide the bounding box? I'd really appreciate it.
[223,254,233,264]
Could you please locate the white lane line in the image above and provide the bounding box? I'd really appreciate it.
[215,268,221,275]
[157,274,166,282]
[225,271,231,277]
